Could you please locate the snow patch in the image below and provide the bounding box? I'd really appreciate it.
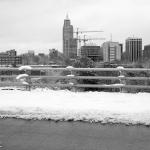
[18,65,32,71]
[0,89,150,125]
[66,74,75,77]
[16,74,29,80]
[117,66,124,70]
[66,66,74,69]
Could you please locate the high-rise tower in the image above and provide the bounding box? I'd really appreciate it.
[102,41,122,62]
[63,14,77,58]
[125,37,142,62]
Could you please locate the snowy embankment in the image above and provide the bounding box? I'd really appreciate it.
[0,88,150,125]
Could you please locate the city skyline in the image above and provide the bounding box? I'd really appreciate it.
[0,0,150,54]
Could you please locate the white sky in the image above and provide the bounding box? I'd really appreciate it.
[0,0,150,54]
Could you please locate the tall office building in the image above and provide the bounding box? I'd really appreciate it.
[143,44,150,60]
[102,41,122,62]
[125,37,142,62]
[63,15,77,58]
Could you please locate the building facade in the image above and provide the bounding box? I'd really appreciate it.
[0,50,22,66]
[102,41,122,62]
[80,46,102,62]
[63,15,77,58]
[125,38,142,62]
[28,50,35,56]
[143,44,150,60]
[6,49,17,56]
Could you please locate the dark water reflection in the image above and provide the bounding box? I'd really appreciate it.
[0,119,150,150]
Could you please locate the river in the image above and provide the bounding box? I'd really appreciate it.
[0,118,150,150]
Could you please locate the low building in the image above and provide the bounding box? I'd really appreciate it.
[38,53,45,57]
[28,50,35,56]
[80,45,102,62]
[49,49,58,58]
[0,52,22,66]
[6,49,17,56]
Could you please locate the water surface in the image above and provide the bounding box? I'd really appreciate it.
[0,118,150,150]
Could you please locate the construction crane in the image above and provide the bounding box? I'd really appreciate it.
[74,28,105,56]
[74,28,104,39]
[76,36,106,57]
[77,34,106,46]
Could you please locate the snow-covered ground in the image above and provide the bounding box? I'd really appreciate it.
[0,88,150,125]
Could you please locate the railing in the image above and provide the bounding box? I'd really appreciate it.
[0,67,150,92]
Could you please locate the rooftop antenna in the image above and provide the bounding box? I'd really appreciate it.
[66,13,69,20]
[110,33,112,41]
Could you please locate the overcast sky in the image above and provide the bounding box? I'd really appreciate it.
[0,0,150,54]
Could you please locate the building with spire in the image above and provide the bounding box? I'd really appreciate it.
[63,14,77,58]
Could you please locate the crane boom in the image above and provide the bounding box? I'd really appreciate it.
[78,38,105,41]
[74,28,104,38]
[74,28,105,56]
[77,37,105,46]
[75,31,103,33]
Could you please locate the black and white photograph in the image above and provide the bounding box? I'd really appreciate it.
[0,0,150,149]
